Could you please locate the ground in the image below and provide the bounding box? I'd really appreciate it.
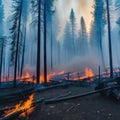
[1,85,120,120]
[30,85,120,120]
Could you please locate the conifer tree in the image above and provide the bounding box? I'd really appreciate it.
[9,0,23,86]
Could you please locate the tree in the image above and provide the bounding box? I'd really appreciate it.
[30,0,54,83]
[0,0,4,37]
[90,0,106,68]
[9,0,23,86]
[20,0,29,77]
[69,9,76,56]
[20,26,26,77]
[0,37,7,83]
[78,16,88,56]
[63,21,71,63]
[30,0,41,84]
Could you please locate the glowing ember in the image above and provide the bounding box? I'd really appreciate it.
[4,94,34,118]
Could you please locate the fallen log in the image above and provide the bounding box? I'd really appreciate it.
[45,85,120,104]
[35,83,73,92]
[1,98,44,120]
[47,91,72,101]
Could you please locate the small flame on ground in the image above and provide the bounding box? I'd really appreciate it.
[4,94,34,118]
[20,71,36,83]
[74,67,94,81]
[40,71,65,84]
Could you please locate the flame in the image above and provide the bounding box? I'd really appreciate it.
[74,68,94,81]
[20,71,36,84]
[40,75,44,84]
[40,71,65,84]
[4,94,34,118]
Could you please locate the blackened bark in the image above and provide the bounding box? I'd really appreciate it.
[106,0,113,78]
[20,26,26,77]
[44,0,47,83]
[14,0,23,87]
[36,0,41,84]
[0,40,4,84]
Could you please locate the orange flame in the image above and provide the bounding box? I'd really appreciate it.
[4,94,34,118]
[20,71,36,84]
[40,71,65,84]
[74,68,94,81]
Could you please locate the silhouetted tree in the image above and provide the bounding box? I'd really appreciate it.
[9,0,23,86]
[31,0,54,83]
[0,37,7,83]
[69,9,76,56]
[63,21,71,63]
[78,17,88,56]
[0,0,4,37]
[90,0,106,68]
[20,26,26,77]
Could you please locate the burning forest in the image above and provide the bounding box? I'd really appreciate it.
[1,0,120,120]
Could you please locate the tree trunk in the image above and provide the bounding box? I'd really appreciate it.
[51,16,53,70]
[44,0,47,83]
[20,26,26,78]
[14,0,23,87]
[36,0,41,84]
[106,0,113,78]
[0,40,4,84]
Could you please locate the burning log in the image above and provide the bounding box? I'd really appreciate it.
[1,94,34,120]
[1,94,44,120]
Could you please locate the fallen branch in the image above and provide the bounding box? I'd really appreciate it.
[45,85,120,104]
[46,91,72,101]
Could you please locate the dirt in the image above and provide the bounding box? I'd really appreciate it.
[30,85,120,120]
[1,85,120,120]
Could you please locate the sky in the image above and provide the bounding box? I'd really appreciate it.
[56,0,94,40]
[2,0,94,39]
[2,0,118,43]
[2,0,12,20]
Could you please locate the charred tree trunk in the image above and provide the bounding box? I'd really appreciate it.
[51,16,53,70]
[44,0,47,83]
[36,0,41,84]
[7,63,10,82]
[106,0,113,78]
[20,26,26,78]
[14,0,23,87]
[0,40,4,84]
[99,24,105,70]
[17,54,20,76]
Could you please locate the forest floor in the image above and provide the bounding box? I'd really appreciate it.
[31,85,120,120]
[1,84,120,120]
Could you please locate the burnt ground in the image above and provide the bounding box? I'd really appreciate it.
[30,85,120,120]
[1,85,120,120]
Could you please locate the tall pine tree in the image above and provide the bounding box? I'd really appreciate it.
[9,0,23,86]
[90,0,106,68]
[63,21,71,63]
[79,16,88,56]
[69,9,76,56]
